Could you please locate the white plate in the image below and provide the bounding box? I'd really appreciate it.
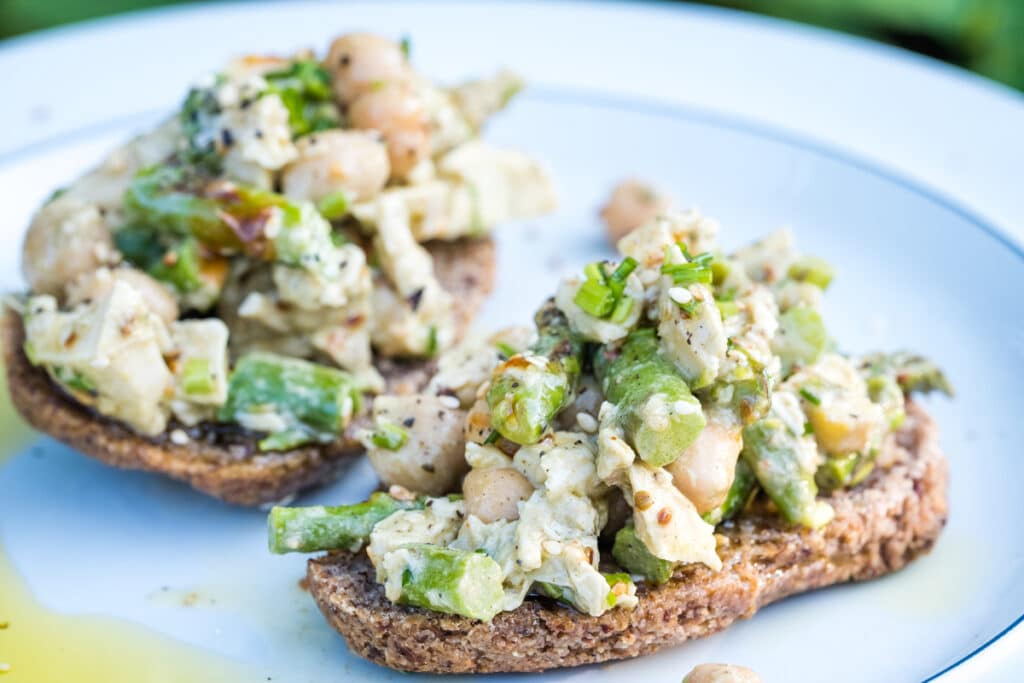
[1,3,1023,681]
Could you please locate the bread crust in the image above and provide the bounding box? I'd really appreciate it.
[2,238,494,506]
[307,402,948,673]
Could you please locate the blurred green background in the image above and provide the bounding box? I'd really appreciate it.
[1,0,1021,91]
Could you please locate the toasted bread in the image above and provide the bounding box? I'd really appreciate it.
[306,401,947,673]
[1,238,494,506]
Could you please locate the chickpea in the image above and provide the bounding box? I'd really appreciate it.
[683,663,762,683]
[281,130,390,205]
[462,467,534,523]
[348,85,431,180]
[365,395,468,496]
[22,196,115,297]
[66,267,180,325]
[325,33,410,102]
[664,421,742,514]
[600,179,673,246]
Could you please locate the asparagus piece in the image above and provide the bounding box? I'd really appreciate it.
[392,544,505,622]
[702,457,759,525]
[115,224,206,294]
[612,524,673,585]
[594,328,706,467]
[268,493,424,553]
[866,374,907,430]
[486,299,584,444]
[741,418,834,529]
[857,352,953,397]
[787,255,835,289]
[218,352,362,451]
[123,164,305,257]
[772,306,827,375]
[537,572,637,610]
[704,370,772,425]
[816,452,875,491]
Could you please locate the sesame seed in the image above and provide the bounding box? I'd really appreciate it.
[575,412,598,433]
[169,429,190,445]
[667,286,692,304]
[438,395,460,409]
[634,490,653,511]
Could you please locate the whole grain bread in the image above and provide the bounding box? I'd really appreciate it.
[307,401,948,673]
[1,238,494,506]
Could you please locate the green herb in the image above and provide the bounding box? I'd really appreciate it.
[606,256,638,298]
[53,366,96,395]
[181,358,215,395]
[609,295,635,324]
[426,326,439,356]
[799,387,822,406]
[603,572,634,607]
[370,422,409,450]
[264,60,340,138]
[483,430,501,445]
[573,277,616,317]
[495,342,519,359]
[317,190,349,220]
[179,86,223,171]
[660,261,713,286]
[575,257,637,320]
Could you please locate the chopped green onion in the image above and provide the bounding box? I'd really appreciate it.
[53,366,97,395]
[426,326,439,356]
[787,256,835,290]
[573,278,616,317]
[495,342,519,359]
[483,430,501,445]
[583,262,605,282]
[692,252,714,268]
[803,421,815,436]
[711,258,730,286]
[609,295,635,324]
[678,299,700,317]
[660,262,713,286]
[329,229,349,247]
[607,256,638,298]
[799,387,822,406]
[716,300,740,318]
[317,190,349,220]
[371,422,409,450]
[181,358,215,395]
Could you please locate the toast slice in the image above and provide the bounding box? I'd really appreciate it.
[307,401,948,673]
[1,238,494,506]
